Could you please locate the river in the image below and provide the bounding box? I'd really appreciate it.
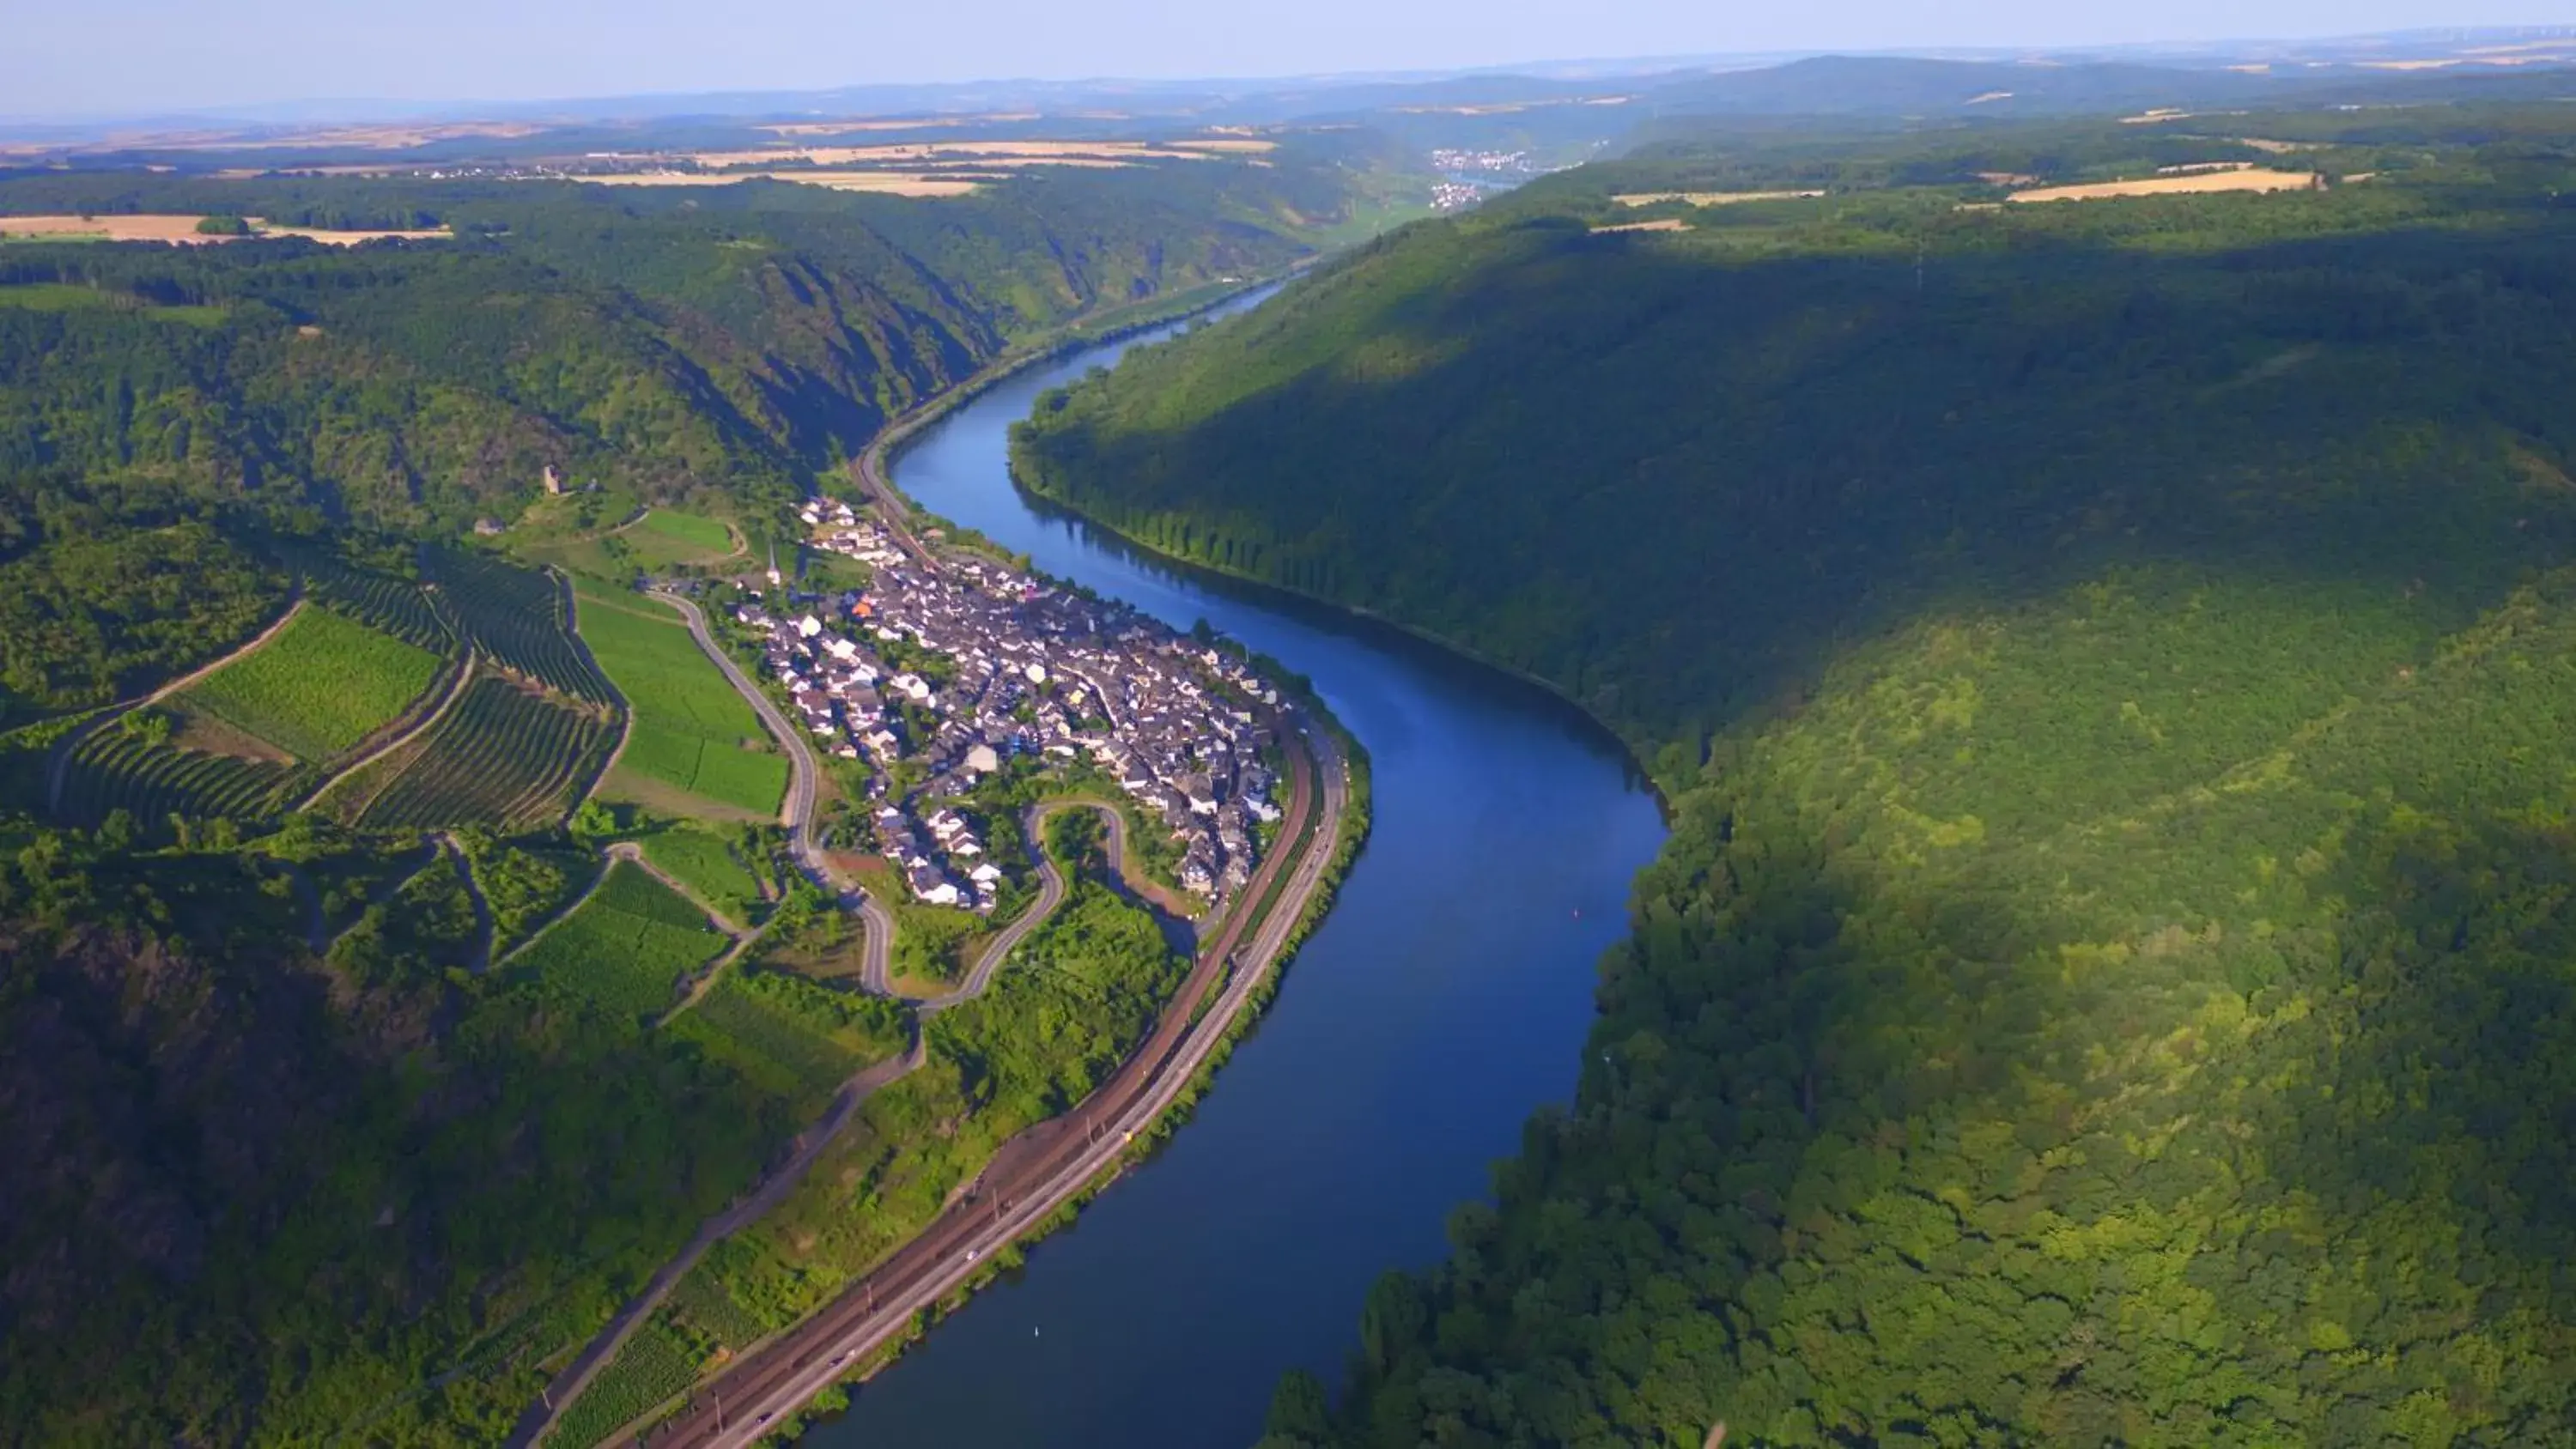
[802,292,1667,1448]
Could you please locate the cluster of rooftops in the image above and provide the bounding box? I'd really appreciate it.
[741,500,1289,910]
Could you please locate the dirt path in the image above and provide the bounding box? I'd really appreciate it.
[301,653,478,817]
[513,784,1244,1448]
[493,851,616,970]
[443,834,498,973]
[504,1023,925,1449]
[46,591,307,816]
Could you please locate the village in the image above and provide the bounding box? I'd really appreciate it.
[735,497,1289,915]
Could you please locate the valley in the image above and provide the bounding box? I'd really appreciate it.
[15,32,2576,1449]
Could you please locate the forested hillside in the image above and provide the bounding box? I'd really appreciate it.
[0,156,1352,724]
[0,149,1381,1441]
[1016,112,2576,1445]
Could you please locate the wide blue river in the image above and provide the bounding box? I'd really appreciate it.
[804,293,1667,1447]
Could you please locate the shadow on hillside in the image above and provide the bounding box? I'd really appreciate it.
[1018,209,2576,755]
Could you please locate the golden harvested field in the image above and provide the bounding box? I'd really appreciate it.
[1393,96,1633,115]
[677,139,1223,170]
[570,173,985,196]
[0,214,448,245]
[0,215,214,243]
[756,112,1040,136]
[1590,217,1692,233]
[1612,190,1825,207]
[2007,169,2319,202]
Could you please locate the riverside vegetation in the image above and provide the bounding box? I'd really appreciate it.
[1012,106,2576,1446]
[0,143,1396,1442]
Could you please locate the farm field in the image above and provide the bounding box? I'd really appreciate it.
[0,214,449,244]
[515,861,729,1021]
[425,549,615,701]
[301,555,454,651]
[2008,167,2320,201]
[568,172,985,196]
[544,1319,702,1449]
[618,509,739,569]
[177,604,444,762]
[575,584,787,818]
[636,824,766,925]
[58,725,318,830]
[0,282,227,324]
[349,676,614,832]
[663,967,904,1108]
[1611,189,1825,205]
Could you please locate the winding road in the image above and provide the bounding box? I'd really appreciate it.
[641,713,1345,1447]
[649,587,898,993]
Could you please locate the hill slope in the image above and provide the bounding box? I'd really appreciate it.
[0,151,1388,1441]
[0,157,1362,726]
[1016,128,2576,1443]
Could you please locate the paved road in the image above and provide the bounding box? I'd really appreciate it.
[652,587,895,996]
[852,416,939,571]
[642,712,1346,1447]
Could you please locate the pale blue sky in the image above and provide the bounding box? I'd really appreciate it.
[3,0,2569,118]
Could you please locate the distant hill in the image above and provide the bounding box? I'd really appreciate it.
[1645,53,2291,118]
[1018,112,2576,1446]
[0,155,1364,725]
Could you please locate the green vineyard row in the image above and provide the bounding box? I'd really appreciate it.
[357,677,615,834]
[60,728,317,832]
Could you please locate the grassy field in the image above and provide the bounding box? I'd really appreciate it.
[512,505,738,580]
[2008,167,2320,201]
[663,967,905,1109]
[517,861,729,1022]
[574,583,787,818]
[0,282,226,325]
[617,509,739,569]
[178,604,445,762]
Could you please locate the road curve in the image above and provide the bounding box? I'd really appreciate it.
[519,800,1154,1447]
[650,587,895,997]
[907,799,1134,1012]
[642,711,1345,1447]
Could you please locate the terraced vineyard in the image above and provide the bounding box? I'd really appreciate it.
[350,677,614,832]
[302,554,456,652]
[177,604,445,764]
[58,727,318,829]
[426,549,616,702]
[517,862,729,1022]
[664,967,897,1107]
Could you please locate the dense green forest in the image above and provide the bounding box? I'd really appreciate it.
[0,149,1385,1441]
[1016,111,2576,1445]
[0,155,1361,724]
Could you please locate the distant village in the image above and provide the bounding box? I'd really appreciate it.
[738,499,1287,914]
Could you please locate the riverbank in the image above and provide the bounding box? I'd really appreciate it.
[756,288,1665,1449]
[630,701,1352,1446]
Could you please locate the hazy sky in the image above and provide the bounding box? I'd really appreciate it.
[4,0,2569,118]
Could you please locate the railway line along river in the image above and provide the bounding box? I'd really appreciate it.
[802,290,1667,1448]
